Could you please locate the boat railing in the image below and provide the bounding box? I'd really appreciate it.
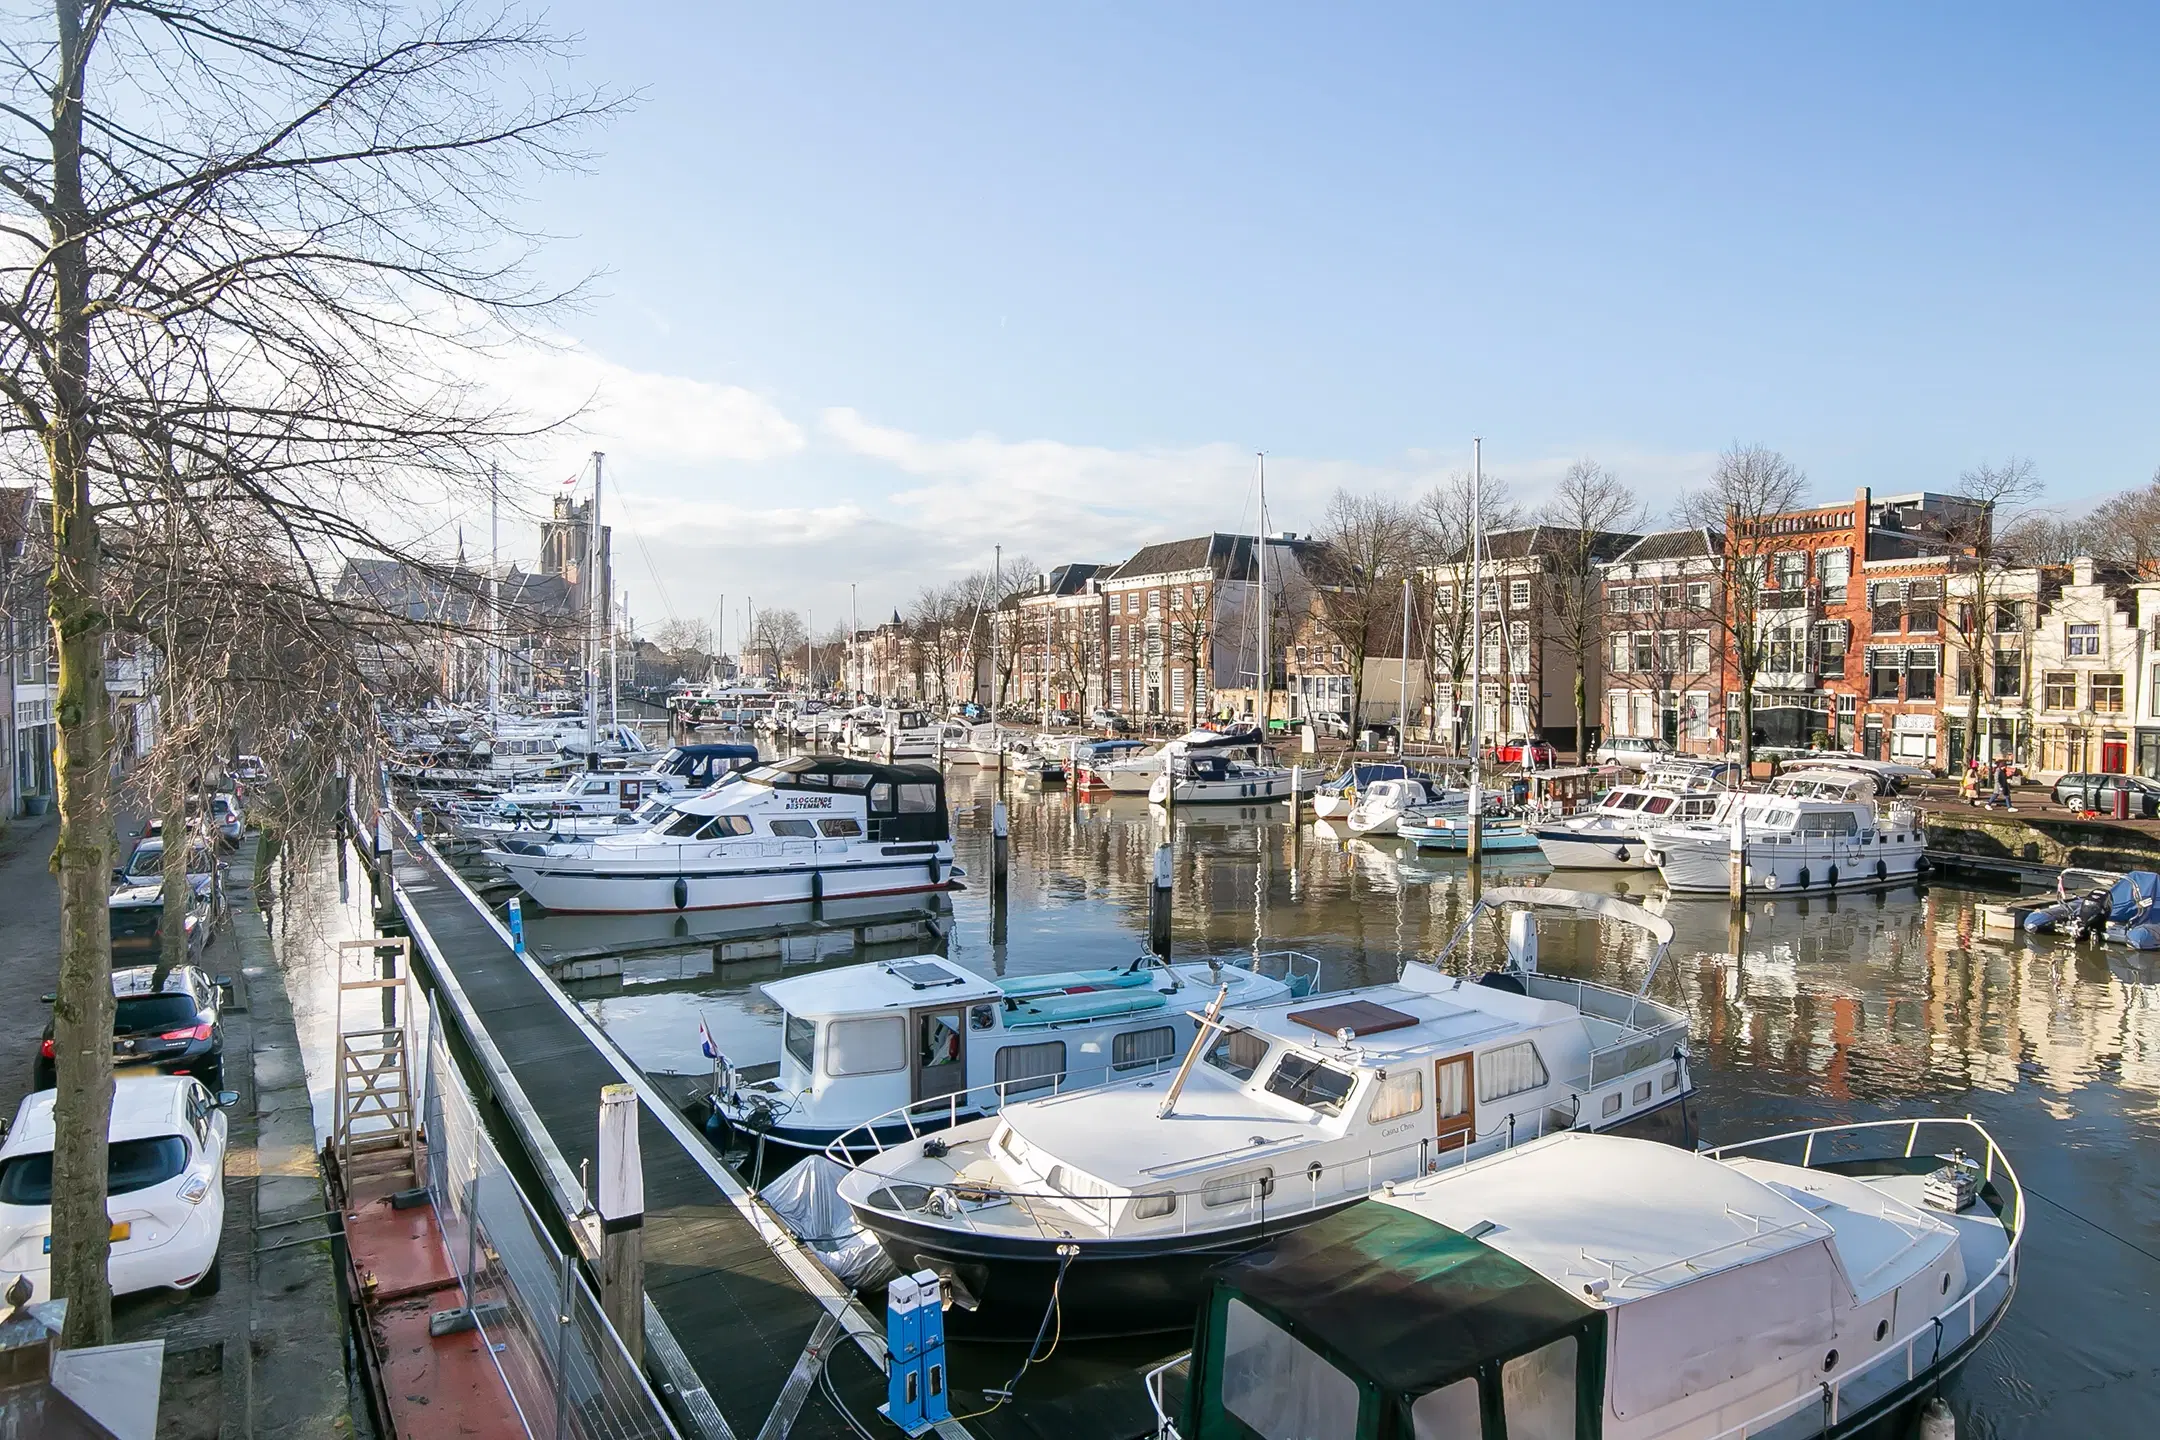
[1698,1117,2023,1438]
[849,1103,1568,1244]
[1144,1353,1192,1440]
[819,1054,1186,1164]
[1517,974,1691,1088]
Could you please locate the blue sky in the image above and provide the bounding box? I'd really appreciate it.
[485,4,2160,642]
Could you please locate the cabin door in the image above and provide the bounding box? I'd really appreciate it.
[1433,1053,1475,1153]
[618,778,643,810]
[911,1007,968,1104]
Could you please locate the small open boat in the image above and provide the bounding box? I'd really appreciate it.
[1399,815,1542,853]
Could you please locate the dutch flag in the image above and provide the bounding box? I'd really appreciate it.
[699,1017,718,1061]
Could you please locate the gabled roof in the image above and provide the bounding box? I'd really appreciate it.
[1108,533,1317,583]
[1608,527,1723,565]
[1481,524,1642,565]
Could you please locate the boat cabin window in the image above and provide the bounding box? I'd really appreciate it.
[1799,809,1859,836]
[994,1040,1065,1094]
[898,783,940,813]
[1264,1053,1357,1115]
[1203,1169,1275,1208]
[1477,1041,1549,1104]
[825,1017,906,1077]
[693,815,753,840]
[1610,793,1646,811]
[1111,1026,1177,1072]
[1366,1068,1425,1122]
[582,779,612,795]
[1641,794,1674,814]
[1220,1297,1361,1440]
[830,772,873,791]
[662,810,709,837]
[1409,1377,1482,1438]
[1500,1336,1578,1440]
[769,818,816,837]
[1204,1028,1271,1081]
[818,818,863,839]
[784,1014,815,1071]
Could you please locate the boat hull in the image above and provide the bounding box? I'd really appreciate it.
[1532,827,1657,869]
[1148,773,1294,805]
[1309,793,1351,819]
[851,1094,1695,1339]
[1404,824,1541,853]
[485,848,954,914]
[1652,834,1927,895]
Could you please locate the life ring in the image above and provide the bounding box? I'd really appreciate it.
[1875,859,1888,882]
[1763,872,1779,891]
[1798,867,1810,889]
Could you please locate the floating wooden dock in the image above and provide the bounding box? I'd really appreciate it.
[371,812,1160,1440]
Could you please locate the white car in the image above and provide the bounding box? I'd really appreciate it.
[1594,735,1672,769]
[0,1075,230,1299]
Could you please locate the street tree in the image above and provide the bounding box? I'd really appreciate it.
[1675,445,1808,767]
[1416,471,1519,750]
[1536,460,1645,758]
[1308,489,1416,734]
[0,2,607,1344]
[1941,458,2044,767]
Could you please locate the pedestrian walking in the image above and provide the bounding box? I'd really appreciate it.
[1992,762,2015,812]
[1959,761,1980,806]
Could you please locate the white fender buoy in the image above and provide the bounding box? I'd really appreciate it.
[1914,1396,1955,1440]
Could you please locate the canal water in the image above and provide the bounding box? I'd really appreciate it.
[516,764,2159,1434]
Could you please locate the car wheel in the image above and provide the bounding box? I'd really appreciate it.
[191,1251,222,1296]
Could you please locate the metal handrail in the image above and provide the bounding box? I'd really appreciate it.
[1697,1117,2023,1438]
[817,1053,1185,1164]
[1144,1353,1192,1440]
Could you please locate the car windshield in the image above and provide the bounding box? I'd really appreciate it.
[115,995,199,1034]
[0,1135,190,1206]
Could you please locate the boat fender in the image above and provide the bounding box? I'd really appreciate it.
[810,868,824,903]
[672,876,689,910]
[1798,867,1810,889]
[1763,872,1779,891]
[1875,859,1887,882]
[1914,1396,1955,1440]
[1615,845,1630,863]
[1826,865,1838,888]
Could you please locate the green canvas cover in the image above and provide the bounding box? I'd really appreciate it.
[1187,1201,1603,1437]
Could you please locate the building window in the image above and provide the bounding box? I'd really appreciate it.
[2067,623,2101,657]
[1870,583,1902,633]
[2093,673,2126,713]
[2043,671,2077,710]
[1611,634,1629,671]
[1905,649,1937,700]
[1658,631,1680,672]
[1776,552,1807,590]
[1510,580,1531,608]
[1869,651,1901,699]
[1687,632,1712,673]
[1632,633,1654,670]
[1686,580,1712,611]
[1817,621,1848,665]
[1633,586,1654,612]
[1606,586,1627,615]
[1815,548,1851,599]
[2151,664,2160,719]
[1170,587,1183,611]
[1992,650,2022,697]
[1907,580,1940,633]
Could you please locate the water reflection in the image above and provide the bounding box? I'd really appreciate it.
[540,763,2156,1435]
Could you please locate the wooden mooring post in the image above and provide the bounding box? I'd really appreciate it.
[596,1083,645,1367]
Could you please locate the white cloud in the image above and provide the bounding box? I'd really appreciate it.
[490,334,806,466]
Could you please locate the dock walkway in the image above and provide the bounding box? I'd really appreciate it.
[381,816,918,1440]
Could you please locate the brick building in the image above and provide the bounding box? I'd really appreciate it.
[1598,527,1724,753]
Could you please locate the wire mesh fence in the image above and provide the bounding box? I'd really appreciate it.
[423,1021,681,1440]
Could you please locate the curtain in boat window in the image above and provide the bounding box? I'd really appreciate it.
[1111,1026,1176,1072]
[1221,1297,1362,1440]
[1436,1057,1467,1118]
[1366,1068,1424,1123]
[994,1041,1066,1094]
[825,1017,906,1076]
[1477,1041,1548,1104]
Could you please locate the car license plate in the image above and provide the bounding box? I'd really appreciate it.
[114,1063,158,1077]
[39,1223,128,1254]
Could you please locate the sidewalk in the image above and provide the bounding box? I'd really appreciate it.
[0,824,353,1438]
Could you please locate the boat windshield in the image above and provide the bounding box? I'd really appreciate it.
[1263,1053,1357,1115]
[1204,1028,1270,1080]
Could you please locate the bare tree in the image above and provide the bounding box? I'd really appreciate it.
[0,3,607,1343]
[1537,460,1645,757]
[1940,458,2043,766]
[1675,445,1808,767]
[1416,471,1519,749]
[1308,490,1416,733]
[750,607,808,678]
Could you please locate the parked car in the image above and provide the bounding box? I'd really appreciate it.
[1493,737,1559,767]
[2051,773,2160,817]
[1088,708,1130,734]
[108,879,214,964]
[203,793,244,846]
[1594,735,1672,769]
[36,964,228,1092]
[1307,711,1352,739]
[116,834,222,891]
[0,1074,231,1297]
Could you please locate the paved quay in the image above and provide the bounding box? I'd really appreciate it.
[0,822,351,1438]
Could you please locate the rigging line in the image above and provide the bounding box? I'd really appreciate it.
[595,468,681,625]
[2020,1180,2160,1270]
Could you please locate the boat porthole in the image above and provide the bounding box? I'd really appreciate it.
[1823,1349,1839,1372]
[1875,1319,1890,1342]
[1942,1272,1952,1294]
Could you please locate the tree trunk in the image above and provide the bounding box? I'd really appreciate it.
[155,766,187,990]
[46,0,118,1347]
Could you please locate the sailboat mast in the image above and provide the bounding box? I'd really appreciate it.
[1469,438,1484,856]
[1257,454,1268,730]
[487,464,500,715]
[586,451,604,752]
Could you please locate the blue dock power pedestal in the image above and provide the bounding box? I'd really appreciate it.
[879,1269,951,1435]
[507,897,526,958]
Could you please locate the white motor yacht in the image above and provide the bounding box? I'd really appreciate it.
[835,887,1695,1336]
[443,742,760,835]
[1309,762,1414,819]
[1647,769,1926,895]
[483,754,955,913]
[846,706,939,762]
[1533,784,1725,870]
[1083,729,1263,795]
[1150,1116,2020,1440]
[707,951,1318,1158]
[1147,750,1296,805]
[1343,776,1467,837]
